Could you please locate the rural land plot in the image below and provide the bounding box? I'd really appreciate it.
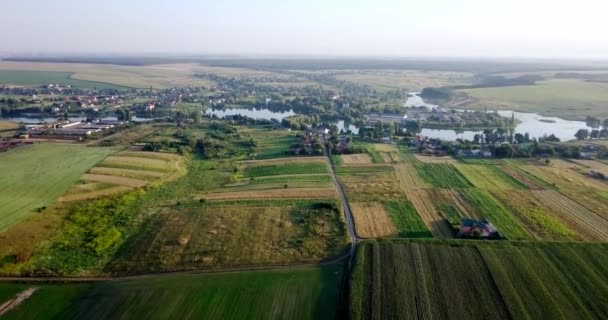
[1,265,343,320]
[350,242,509,320]
[415,163,472,188]
[414,154,458,164]
[459,189,532,240]
[108,201,348,274]
[372,144,400,164]
[384,200,433,238]
[454,164,528,189]
[350,241,608,320]
[240,128,299,160]
[393,164,428,190]
[405,190,454,238]
[341,154,373,165]
[499,164,552,190]
[424,188,482,228]
[491,190,579,241]
[350,202,398,238]
[532,190,608,241]
[520,162,607,192]
[60,150,184,202]
[339,171,404,202]
[0,144,115,231]
[207,158,335,199]
[564,190,608,220]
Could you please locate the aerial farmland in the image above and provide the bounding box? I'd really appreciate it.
[1,55,608,319]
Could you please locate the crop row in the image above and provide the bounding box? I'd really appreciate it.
[350,241,608,320]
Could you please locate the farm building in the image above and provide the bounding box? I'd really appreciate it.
[458,219,502,239]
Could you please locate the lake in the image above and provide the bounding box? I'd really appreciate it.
[206,107,361,134]
[407,93,595,141]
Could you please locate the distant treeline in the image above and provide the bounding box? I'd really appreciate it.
[2,56,591,73]
[2,57,195,66]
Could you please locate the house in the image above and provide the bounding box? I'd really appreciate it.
[458,219,501,239]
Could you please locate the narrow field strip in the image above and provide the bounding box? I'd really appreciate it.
[499,165,548,190]
[201,188,338,200]
[394,164,428,190]
[89,167,165,180]
[102,156,170,170]
[405,190,453,238]
[82,174,148,188]
[239,157,326,166]
[59,186,133,202]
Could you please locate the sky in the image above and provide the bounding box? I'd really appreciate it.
[1,0,607,59]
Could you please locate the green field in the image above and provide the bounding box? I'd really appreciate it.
[0,284,91,320]
[0,70,125,89]
[457,79,608,120]
[1,265,343,320]
[350,240,608,320]
[454,164,527,189]
[0,144,115,231]
[241,128,299,159]
[415,163,472,188]
[384,200,432,238]
[244,162,328,177]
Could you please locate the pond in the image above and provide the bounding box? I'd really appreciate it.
[205,107,361,134]
[205,107,296,121]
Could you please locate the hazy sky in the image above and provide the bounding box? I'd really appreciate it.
[2,0,607,58]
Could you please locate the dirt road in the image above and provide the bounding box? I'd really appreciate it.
[323,134,359,269]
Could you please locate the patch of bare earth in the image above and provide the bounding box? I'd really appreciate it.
[341,154,373,165]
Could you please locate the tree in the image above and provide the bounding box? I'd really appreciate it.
[191,110,202,124]
[494,144,515,158]
[575,129,589,140]
[591,129,600,140]
[600,129,608,139]
[603,119,608,129]
[544,134,560,142]
[586,116,601,128]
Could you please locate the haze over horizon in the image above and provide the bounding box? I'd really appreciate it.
[2,0,607,59]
